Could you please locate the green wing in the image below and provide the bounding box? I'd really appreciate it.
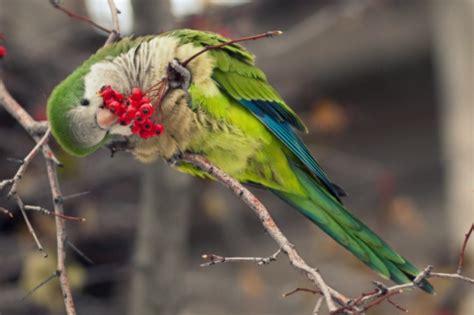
[170,29,345,201]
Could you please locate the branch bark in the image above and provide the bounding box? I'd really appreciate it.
[179,153,349,312]
[0,78,77,314]
[0,1,125,312]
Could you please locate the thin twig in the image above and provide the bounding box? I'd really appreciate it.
[283,287,321,298]
[61,190,90,202]
[387,297,408,312]
[49,0,112,34]
[24,205,86,222]
[66,239,94,264]
[4,129,51,197]
[457,223,473,274]
[104,0,121,46]
[13,194,47,256]
[361,289,403,313]
[181,31,283,67]
[21,271,60,302]
[313,296,325,315]
[430,272,474,285]
[0,206,13,218]
[180,153,347,312]
[201,249,282,267]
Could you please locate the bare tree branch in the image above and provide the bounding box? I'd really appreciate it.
[0,77,78,314]
[179,153,348,312]
[0,1,121,314]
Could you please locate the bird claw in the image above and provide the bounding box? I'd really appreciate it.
[106,138,134,158]
[167,59,192,91]
[167,151,185,166]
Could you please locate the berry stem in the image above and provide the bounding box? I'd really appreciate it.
[181,30,283,67]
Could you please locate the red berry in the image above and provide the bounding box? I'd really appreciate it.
[108,101,119,112]
[108,101,121,113]
[0,46,7,58]
[100,86,114,100]
[154,124,164,135]
[140,97,150,105]
[140,129,155,139]
[104,99,114,109]
[119,113,132,125]
[130,121,141,134]
[125,106,137,119]
[130,99,142,108]
[134,111,145,123]
[141,119,153,131]
[113,91,124,101]
[118,105,127,115]
[130,88,143,101]
[139,103,154,117]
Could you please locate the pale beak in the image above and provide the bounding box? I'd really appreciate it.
[96,108,118,130]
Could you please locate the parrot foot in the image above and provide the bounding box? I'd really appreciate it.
[106,138,134,158]
[166,151,185,166]
[167,59,192,90]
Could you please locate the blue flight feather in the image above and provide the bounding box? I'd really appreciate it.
[240,100,342,202]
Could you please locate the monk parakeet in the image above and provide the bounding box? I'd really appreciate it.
[47,29,433,292]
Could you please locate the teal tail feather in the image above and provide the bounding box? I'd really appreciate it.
[272,162,434,293]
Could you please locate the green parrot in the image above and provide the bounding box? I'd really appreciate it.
[47,29,433,293]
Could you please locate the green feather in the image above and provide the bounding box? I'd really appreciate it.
[273,162,434,293]
[169,29,307,133]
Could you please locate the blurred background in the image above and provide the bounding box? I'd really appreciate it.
[0,0,473,314]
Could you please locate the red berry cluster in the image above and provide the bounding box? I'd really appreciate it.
[99,86,164,139]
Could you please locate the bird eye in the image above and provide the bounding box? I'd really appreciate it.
[80,98,90,106]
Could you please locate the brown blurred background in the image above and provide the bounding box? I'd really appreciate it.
[0,0,473,314]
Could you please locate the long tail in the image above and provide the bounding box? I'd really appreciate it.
[272,162,434,293]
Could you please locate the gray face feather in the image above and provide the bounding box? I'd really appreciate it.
[62,35,218,156]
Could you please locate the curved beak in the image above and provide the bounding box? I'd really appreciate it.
[96,108,118,130]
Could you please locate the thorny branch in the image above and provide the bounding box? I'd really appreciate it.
[0,78,77,314]
[0,1,124,314]
[179,153,347,312]
[0,128,51,255]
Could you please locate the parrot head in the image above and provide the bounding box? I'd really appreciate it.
[47,38,141,157]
